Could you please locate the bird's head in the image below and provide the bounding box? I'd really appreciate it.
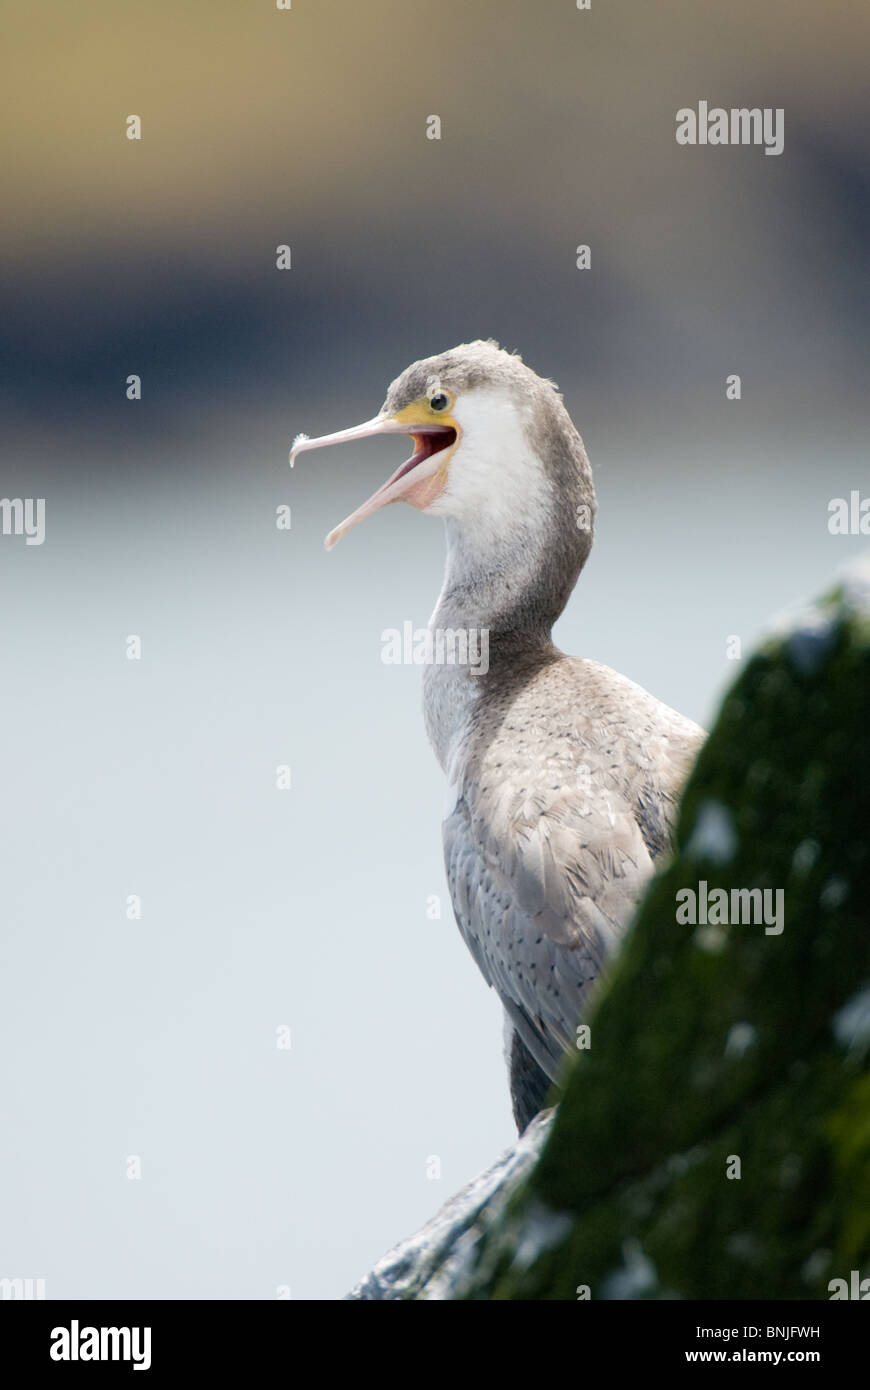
[290,340,596,621]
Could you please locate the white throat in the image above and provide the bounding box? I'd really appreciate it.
[420,391,557,772]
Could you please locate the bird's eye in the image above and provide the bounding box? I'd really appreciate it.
[429,392,449,412]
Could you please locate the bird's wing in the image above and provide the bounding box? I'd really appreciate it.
[443,774,655,1084]
[442,657,704,1084]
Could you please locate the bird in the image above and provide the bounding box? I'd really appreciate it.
[290,340,705,1132]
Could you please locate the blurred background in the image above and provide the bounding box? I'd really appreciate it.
[1,0,868,1299]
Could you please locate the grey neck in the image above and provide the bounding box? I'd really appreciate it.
[422,516,571,772]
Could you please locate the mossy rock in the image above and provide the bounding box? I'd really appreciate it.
[457,559,870,1299]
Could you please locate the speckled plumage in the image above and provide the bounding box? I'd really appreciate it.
[441,647,702,1130]
[401,342,705,1131]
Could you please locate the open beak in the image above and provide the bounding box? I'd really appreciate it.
[289,412,458,549]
